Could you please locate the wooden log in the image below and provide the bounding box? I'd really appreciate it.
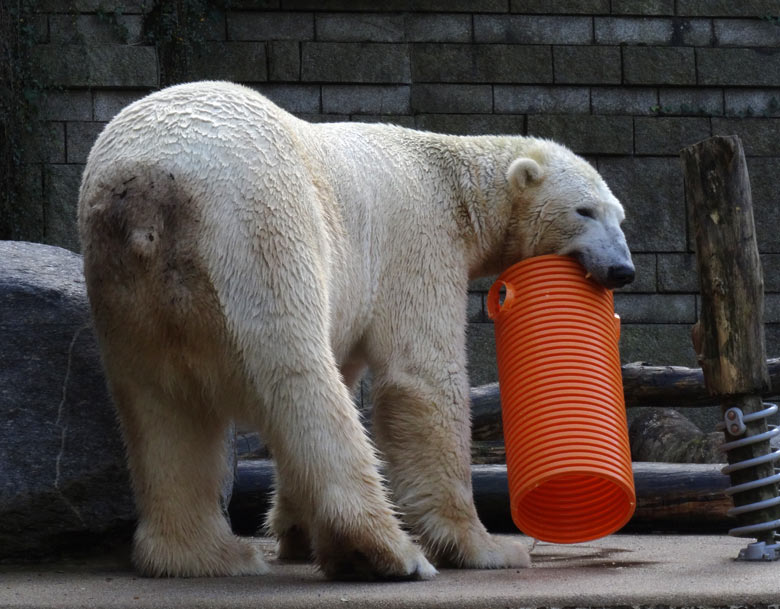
[621,359,780,408]
[681,135,778,543]
[228,460,733,536]
[682,136,769,395]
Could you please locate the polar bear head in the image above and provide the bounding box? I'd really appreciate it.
[504,144,634,290]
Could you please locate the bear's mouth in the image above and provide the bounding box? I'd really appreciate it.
[572,251,635,290]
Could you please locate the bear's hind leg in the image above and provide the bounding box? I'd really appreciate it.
[111,378,268,577]
[241,351,434,580]
[265,353,367,562]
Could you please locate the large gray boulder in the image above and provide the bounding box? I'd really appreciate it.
[1,241,236,558]
[0,241,136,557]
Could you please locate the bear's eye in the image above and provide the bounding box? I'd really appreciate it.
[576,207,596,219]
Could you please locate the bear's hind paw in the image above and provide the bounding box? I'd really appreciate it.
[134,532,270,577]
[318,536,437,581]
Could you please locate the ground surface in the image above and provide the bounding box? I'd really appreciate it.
[2,535,778,608]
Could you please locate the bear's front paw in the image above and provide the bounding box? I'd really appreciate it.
[316,530,437,581]
[444,534,531,569]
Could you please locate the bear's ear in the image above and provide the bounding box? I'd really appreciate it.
[506,158,543,191]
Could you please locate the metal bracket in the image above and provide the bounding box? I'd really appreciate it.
[737,541,780,561]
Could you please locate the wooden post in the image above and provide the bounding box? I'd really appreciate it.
[681,135,778,545]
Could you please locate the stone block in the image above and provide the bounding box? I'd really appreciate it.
[253,84,321,114]
[222,0,279,8]
[597,157,687,253]
[618,323,699,367]
[188,42,267,82]
[698,48,780,87]
[49,14,144,45]
[469,275,499,292]
[725,89,780,118]
[8,166,45,243]
[553,46,621,84]
[41,90,92,121]
[614,253,657,294]
[411,84,492,114]
[763,294,780,324]
[44,164,84,253]
[37,0,150,12]
[316,13,404,42]
[745,158,780,253]
[623,46,695,85]
[323,85,410,114]
[22,122,65,164]
[510,0,610,13]
[227,11,313,41]
[591,87,658,115]
[766,324,780,359]
[350,114,416,127]
[467,292,485,323]
[595,17,711,45]
[657,253,699,293]
[711,118,780,156]
[298,113,348,123]
[658,88,724,116]
[33,45,158,88]
[411,0,507,10]
[494,85,590,114]
[714,18,780,47]
[283,0,507,10]
[302,42,411,83]
[202,7,228,41]
[20,14,48,44]
[269,41,300,81]
[762,255,780,292]
[610,0,675,14]
[412,44,552,83]
[527,115,633,154]
[415,114,525,136]
[676,0,780,16]
[404,14,471,42]
[634,117,711,155]
[615,294,696,323]
[474,15,592,44]
[93,91,148,121]
[66,122,106,164]
[466,323,498,387]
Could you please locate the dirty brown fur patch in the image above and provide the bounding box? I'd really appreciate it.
[80,163,234,403]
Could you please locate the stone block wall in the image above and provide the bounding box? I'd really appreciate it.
[9,0,780,384]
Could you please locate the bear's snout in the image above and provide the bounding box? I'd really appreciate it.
[606,264,635,289]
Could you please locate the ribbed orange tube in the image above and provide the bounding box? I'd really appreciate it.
[487,255,635,544]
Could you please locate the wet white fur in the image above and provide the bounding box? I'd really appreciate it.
[78,81,632,579]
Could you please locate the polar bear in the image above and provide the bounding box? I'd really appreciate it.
[78,81,634,580]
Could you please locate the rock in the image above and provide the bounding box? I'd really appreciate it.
[629,407,724,464]
[0,241,234,559]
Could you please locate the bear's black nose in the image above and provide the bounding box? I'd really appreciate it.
[607,264,635,288]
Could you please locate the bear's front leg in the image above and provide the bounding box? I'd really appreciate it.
[372,374,531,569]
[367,289,531,570]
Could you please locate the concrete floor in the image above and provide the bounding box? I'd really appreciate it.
[2,534,779,608]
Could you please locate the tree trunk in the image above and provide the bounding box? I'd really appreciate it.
[681,134,778,543]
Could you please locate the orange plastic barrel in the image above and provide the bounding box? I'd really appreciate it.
[487,254,635,544]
